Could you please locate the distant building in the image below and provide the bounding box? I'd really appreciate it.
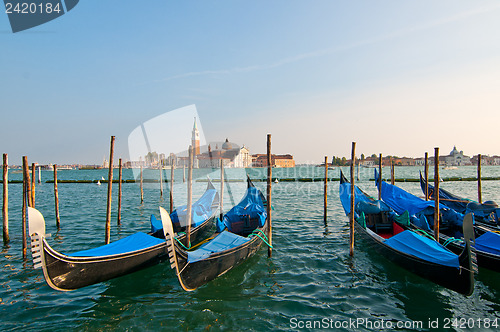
[361,158,376,167]
[232,145,252,168]
[471,154,491,166]
[275,154,295,167]
[166,153,177,167]
[145,152,159,167]
[159,153,166,165]
[414,157,425,166]
[195,139,251,168]
[396,157,415,166]
[252,154,295,168]
[444,146,471,166]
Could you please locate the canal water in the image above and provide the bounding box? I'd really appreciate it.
[1,166,499,330]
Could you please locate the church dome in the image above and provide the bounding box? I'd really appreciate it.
[222,138,232,150]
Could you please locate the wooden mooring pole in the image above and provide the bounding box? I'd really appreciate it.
[186,145,193,248]
[105,136,115,245]
[324,156,328,223]
[117,158,122,225]
[434,148,440,241]
[390,157,395,185]
[3,153,9,244]
[350,142,356,256]
[267,134,272,258]
[22,156,30,259]
[378,153,382,200]
[356,159,360,181]
[159,160,163,199]
[477,154,482,204]
[54,164,60,229]
[170,162,174,214]
[220,159,224,221]
[140,164,144,204]
[24,157,32,208]
[424,152,429,201]
[31,162,35,208]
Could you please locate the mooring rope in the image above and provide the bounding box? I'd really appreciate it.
[442,237,464,247]
[248,229,273,248]
[174,233,191,250]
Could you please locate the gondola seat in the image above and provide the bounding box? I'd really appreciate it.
[187,231,250,263]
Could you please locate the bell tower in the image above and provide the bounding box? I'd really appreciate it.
[192,117,200,156]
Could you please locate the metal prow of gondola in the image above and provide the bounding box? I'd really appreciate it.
[159,206,195,292]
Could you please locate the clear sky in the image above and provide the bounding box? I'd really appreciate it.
[1,1,500,165]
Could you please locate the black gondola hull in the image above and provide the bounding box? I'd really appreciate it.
[41,240,169,290]
[164,176,270,291]
[434,235,499,273]
[174,228,266,290]
[39,215,216,291]
[355,221,474,296]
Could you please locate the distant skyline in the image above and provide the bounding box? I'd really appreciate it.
[2,1,500,165]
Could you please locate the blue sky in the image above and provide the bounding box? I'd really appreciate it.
[1,1,500,164]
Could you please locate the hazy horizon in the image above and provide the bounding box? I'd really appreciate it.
[2,1,500,165]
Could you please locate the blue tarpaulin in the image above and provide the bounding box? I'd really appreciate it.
[475,232,500,256]
[187,231,250,263]
[69,232,165,257]
[150,214,163,233]
[356,200,392,215]
[339,182,374,216]
[384,230,460,268]
[421,173,500,224]
[171,188,218,228]
[420,174,469,213]
[222,186,266,232]
[378,177,451,216]
[378,179,465,228]
[151,187,218,233]
[339,174,461,268]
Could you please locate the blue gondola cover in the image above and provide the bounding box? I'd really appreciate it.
[170,188,218,228]
[150,214,163,233]
[339,182,373,216]
[475,232,500,256]
[384,230,460,268]
[222,187,266,231]
[69,232,165,257]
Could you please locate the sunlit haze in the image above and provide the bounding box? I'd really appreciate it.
[1,1,500,164]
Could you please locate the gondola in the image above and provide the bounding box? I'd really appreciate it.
[419,172,500,228]
[339,171,475,296]
[160,176,270,291]
[149,179,220,246]
[28,180,219,291]
[376,171,500,272]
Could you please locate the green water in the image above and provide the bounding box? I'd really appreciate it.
[1,167,499,331]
